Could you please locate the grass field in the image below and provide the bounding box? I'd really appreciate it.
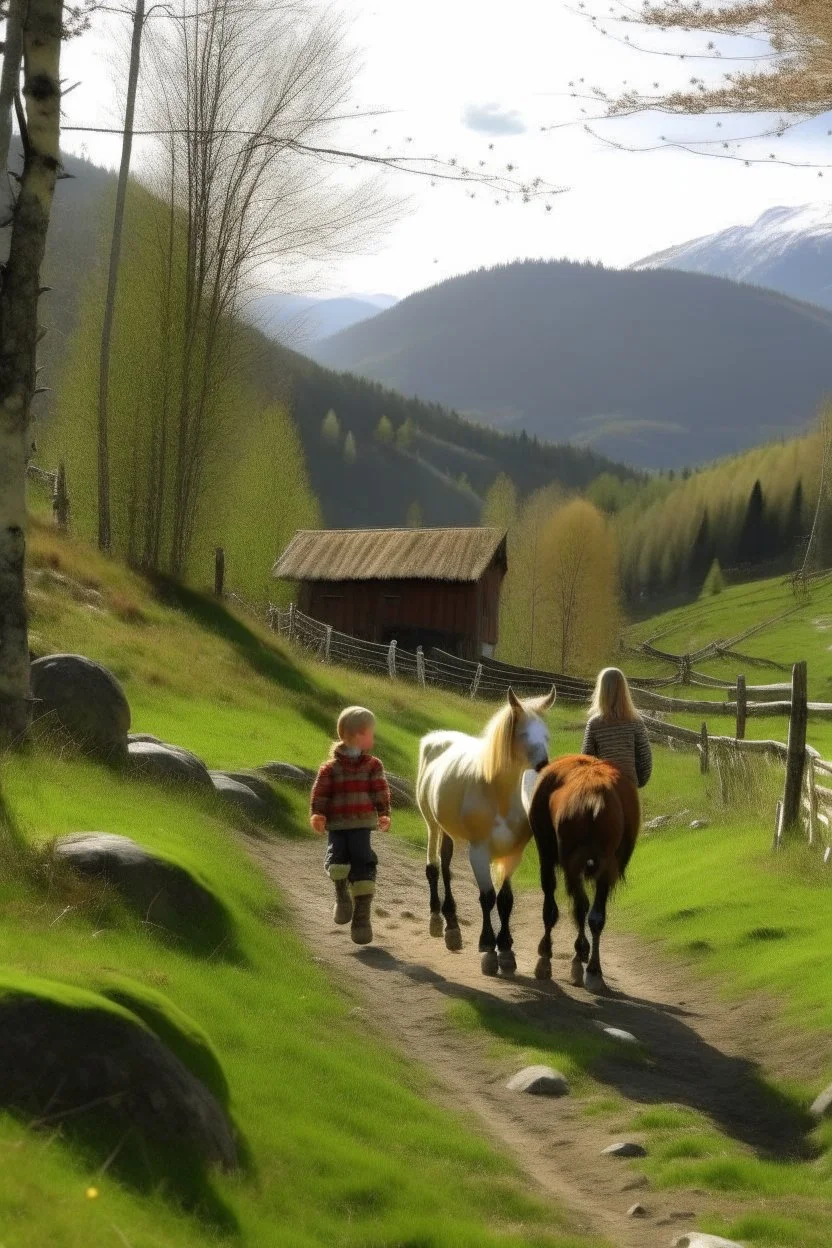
[12,520,832,1246]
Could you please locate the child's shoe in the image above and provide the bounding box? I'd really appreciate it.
[333,878,353,925]
[350,894,373,945]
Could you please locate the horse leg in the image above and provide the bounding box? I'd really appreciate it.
[425,818,443,938]
[440,832,462,951]
[496,880,516,973]
[495,849,523,974]
[534,834,559,981]
[568,872,591,987]
[469,842,498,975]
[585,876,611,993]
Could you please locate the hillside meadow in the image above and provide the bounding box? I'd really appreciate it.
[9,519,832,1246]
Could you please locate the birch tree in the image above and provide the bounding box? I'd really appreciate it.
[0,0,63,745]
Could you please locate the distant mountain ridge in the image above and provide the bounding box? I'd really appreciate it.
[246,292,397,345]
[35,158,632,529]
[633,204,832,310]
[311,258,832,469]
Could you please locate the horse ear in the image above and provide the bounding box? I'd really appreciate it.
[507,687,522,713]
[541,684,557,711]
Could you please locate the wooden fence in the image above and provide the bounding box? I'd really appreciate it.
[644,661,832,854]
[267,605,827,852]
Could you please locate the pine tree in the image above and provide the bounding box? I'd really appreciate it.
[343,431,357,464]
[375,414,393,445]
[701,558,725,597]
[321,409,340,447]
[688,509,713,592]
[396,417,415,450]
[736,479,768,567]
[783,480,805,558]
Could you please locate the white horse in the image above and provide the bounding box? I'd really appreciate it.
[416,687,556,975]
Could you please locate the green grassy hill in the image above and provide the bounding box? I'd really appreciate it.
[9,523,832,1247]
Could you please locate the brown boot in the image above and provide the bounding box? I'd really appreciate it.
[332,878,353,925]
[351,893,373,945]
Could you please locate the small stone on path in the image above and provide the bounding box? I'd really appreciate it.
[602,1141,647,1158]
[599,1024,639,1045]
[644,815,671,830]
[689,819,710,829]
[506,1065,569,1097]
[627,1203,648,1218]
[672,1235,744,1248]
[810,1081,832,1118]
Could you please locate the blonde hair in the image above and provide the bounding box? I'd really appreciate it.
[331,705,375,755]
[588,668,638,723]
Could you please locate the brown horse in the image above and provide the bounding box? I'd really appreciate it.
[526,754,639,991]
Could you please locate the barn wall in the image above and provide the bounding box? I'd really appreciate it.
[294,553,506,659]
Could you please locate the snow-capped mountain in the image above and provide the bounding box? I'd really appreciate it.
[633,204,832,309]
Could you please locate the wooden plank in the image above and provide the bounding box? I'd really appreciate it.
[781,661,808,837]
[735,674,747,740]
[699,722,709,775]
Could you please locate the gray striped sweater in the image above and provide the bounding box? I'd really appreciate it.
[581,715,653,788]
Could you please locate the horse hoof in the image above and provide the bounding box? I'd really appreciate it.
[498,950,517,974]
[444,926,463,952]
[429,913,444,938]
[534,957,552,981]
[584,970,606,993]
[569,956,585,987]
[481,950,499,976]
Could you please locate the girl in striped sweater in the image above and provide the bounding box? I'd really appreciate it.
[581,668,653,790]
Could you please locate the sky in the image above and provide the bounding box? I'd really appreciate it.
[59,0,832,299]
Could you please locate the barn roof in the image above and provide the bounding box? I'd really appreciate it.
[272,527,507,584]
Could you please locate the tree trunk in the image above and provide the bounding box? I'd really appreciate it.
[0,0,63,744]
[97,0,146,553]
[0,0,25,225]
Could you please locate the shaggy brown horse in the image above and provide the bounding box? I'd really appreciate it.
[526,754,640,991]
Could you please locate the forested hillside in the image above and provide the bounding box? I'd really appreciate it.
[312,259,832,468]
[35,159,633,598]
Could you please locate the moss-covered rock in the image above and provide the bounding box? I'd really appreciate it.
[0,973,236,1173]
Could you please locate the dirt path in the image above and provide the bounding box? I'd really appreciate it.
[246,831,819,1248]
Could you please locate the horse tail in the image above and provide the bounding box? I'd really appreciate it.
[417,732,449,867]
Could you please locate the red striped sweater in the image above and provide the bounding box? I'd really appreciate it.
[310,747,391,831]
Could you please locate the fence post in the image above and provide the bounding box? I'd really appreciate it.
[387,640,397,679]
[324,624,332,663]
[735,674,747,741]
[680,654,691,684]
[699,722,709,775]
[53,461,69,532]
[772,798,783,852]
[781,660,808,838]
[288,601,296,643]
[214,547,225,598]
[806,755,818,846]
[470,663,483,700]
[416,646,426,688]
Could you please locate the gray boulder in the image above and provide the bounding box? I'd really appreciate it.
[210,772,269,821]
[222,770,280,809]
[30,653,130,763]
[127,740,213,789]
[0,986,236,1172]
[506,1065,569,1097]
[54,833,233,955]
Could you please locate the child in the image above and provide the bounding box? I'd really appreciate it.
[582,667,653,789]
[310,706,391,945]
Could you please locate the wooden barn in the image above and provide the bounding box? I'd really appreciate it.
[272,527,508,660]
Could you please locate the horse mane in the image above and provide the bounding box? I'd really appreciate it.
[549,755,620,829]
[479,702,517,785]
